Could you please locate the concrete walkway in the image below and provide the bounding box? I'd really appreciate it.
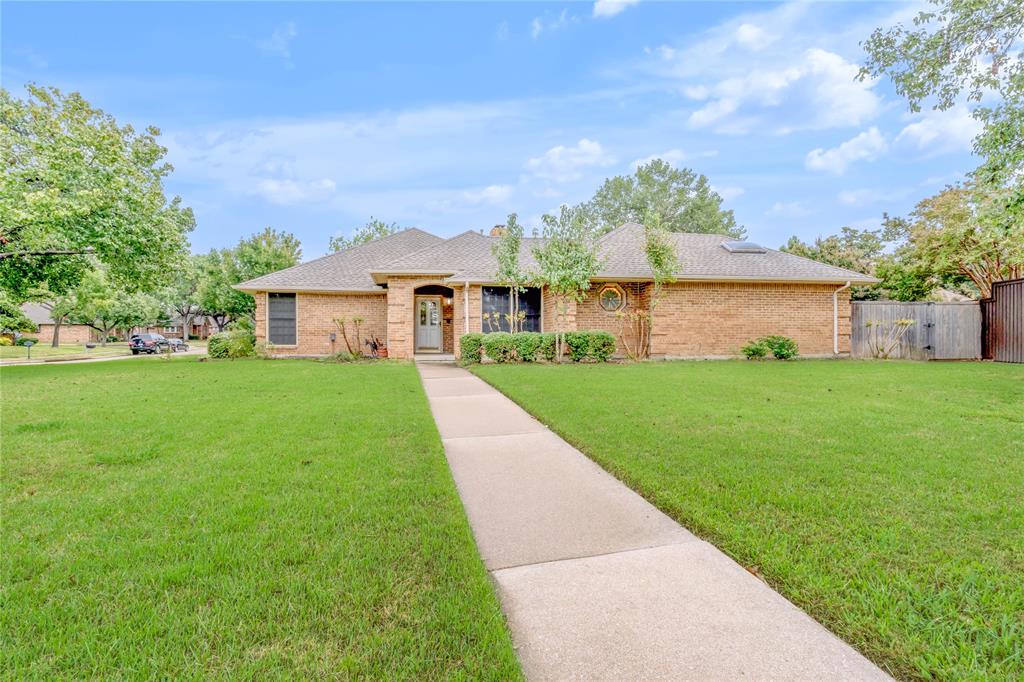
[418,363,889,681]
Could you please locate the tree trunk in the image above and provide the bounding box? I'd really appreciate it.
[51,317,62,347]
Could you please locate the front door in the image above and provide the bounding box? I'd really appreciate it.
[415,296,442,352]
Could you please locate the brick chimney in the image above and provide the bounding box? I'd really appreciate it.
[489,225,505,237]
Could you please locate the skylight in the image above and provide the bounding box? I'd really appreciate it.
[721,241,767,254]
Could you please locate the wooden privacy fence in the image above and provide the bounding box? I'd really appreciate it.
[851,302,981,360]
[982,278,1024,363]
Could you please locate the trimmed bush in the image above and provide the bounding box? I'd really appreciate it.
[482,332,516,363]
[460,333,484,363]
[512,332,542,362]
[741,339,769,360]
[741,335,798,360]
[0,336,12,346]
[15,337,39,346]
[763,335,799,360]
[588,331,617,362]
[564,331,589,362]
[538,333,557,361]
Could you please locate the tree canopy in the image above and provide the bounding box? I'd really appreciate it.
[329,217,400,252]
[0,85,194,299]
[860,0,1024,184]
[578,159,743,238]
[198,228,302,327]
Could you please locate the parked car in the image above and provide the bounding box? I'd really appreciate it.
[129,333,170,355]
[167,338,190,352]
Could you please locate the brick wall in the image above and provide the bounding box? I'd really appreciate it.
[253,291,387,356]
[541,288,576,337]
[577,282,651,355]
[386,278,461,359]
[33,324,95,345]
[651,282,851,357]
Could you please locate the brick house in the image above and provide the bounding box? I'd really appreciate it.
[140,315,216,340]
[20,303,98,345]
[234,223,876,360]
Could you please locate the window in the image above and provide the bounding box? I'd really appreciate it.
[481,286,541,332]
[598,284,625,312]
[163,326,178,333]
[268,293,297,345]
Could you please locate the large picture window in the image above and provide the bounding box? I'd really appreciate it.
[482,286,541,332]
[267,293,297,345]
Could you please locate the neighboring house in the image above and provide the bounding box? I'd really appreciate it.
[20,303,98,345]
[141,315,215,340]
[234,223,877,359]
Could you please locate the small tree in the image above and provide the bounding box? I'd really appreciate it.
[531,206,602,362]
[618,213,679,360]
[67,270,162,345]
[492,213,530,333]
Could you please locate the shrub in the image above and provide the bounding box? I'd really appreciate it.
[482,332,516,363]
[742,335,798,360]
[15,337,39,346]
[539,333,557,361]
[460,333,484,363]
[763,335,799,360]
[0,336,12,346]
[741,339,769,360]
[588,331,617,362]
[207,328,255,359]
[564,331,590,362]
[512,332,542,362]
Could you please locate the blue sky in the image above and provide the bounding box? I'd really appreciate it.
[3,1,981,259]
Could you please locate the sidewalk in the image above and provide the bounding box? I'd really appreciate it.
[418,363,889,681]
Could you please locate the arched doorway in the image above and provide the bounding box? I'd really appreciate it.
[413,285,454,354]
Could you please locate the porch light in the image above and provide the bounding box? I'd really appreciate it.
[444,297,452,305]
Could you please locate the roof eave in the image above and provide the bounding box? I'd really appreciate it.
[232,285,387,295]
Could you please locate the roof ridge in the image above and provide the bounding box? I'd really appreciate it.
[759,243,871,280]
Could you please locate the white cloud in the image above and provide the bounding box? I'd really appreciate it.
[256,178,335,205]
[767,201,810,217]
[462,184,513,205]
[530,9,578,40]
[525,138,615,182]
[836,187,907,206]
[895,105,982,155]
[734,23,776,51]
[805,127,888,175]
[711,185,745,201]
[630,148,718,169]
[256,21,298,60]
[593,0,641,19]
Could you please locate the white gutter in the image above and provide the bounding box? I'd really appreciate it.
[833,281,852,355]
[463,281,470,333]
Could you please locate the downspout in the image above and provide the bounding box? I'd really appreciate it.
[463,281,470,334]
[833,281,851,355]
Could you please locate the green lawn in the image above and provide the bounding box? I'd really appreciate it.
[2,358,520,679]
[0,342,132,363]
[473,360,1024,680]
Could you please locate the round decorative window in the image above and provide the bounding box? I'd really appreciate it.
[598,285,625,312]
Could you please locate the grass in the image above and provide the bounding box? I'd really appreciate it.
[473,360,1024,680]
[2,358,520,679]
[0,342,132,363]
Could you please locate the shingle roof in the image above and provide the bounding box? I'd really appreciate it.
[596,223,877,283]
[21,302,54,325]
[370,230,546,283]
[234,228,443,292]
[238,222,877,291]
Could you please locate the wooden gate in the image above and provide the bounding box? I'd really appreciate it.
[982,279,1024,363]
[851,302,981,360]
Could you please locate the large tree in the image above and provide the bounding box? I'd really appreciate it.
[860,0,1024,184]
[780,226,895,299]
[892,183,1023,299]
[67,269,163,345]
[531,205,602,361]
[0,85,194,299]
[579,159,743,238]
[160,255,204,341]
[198,228,301,328]
[329,217,400,252]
